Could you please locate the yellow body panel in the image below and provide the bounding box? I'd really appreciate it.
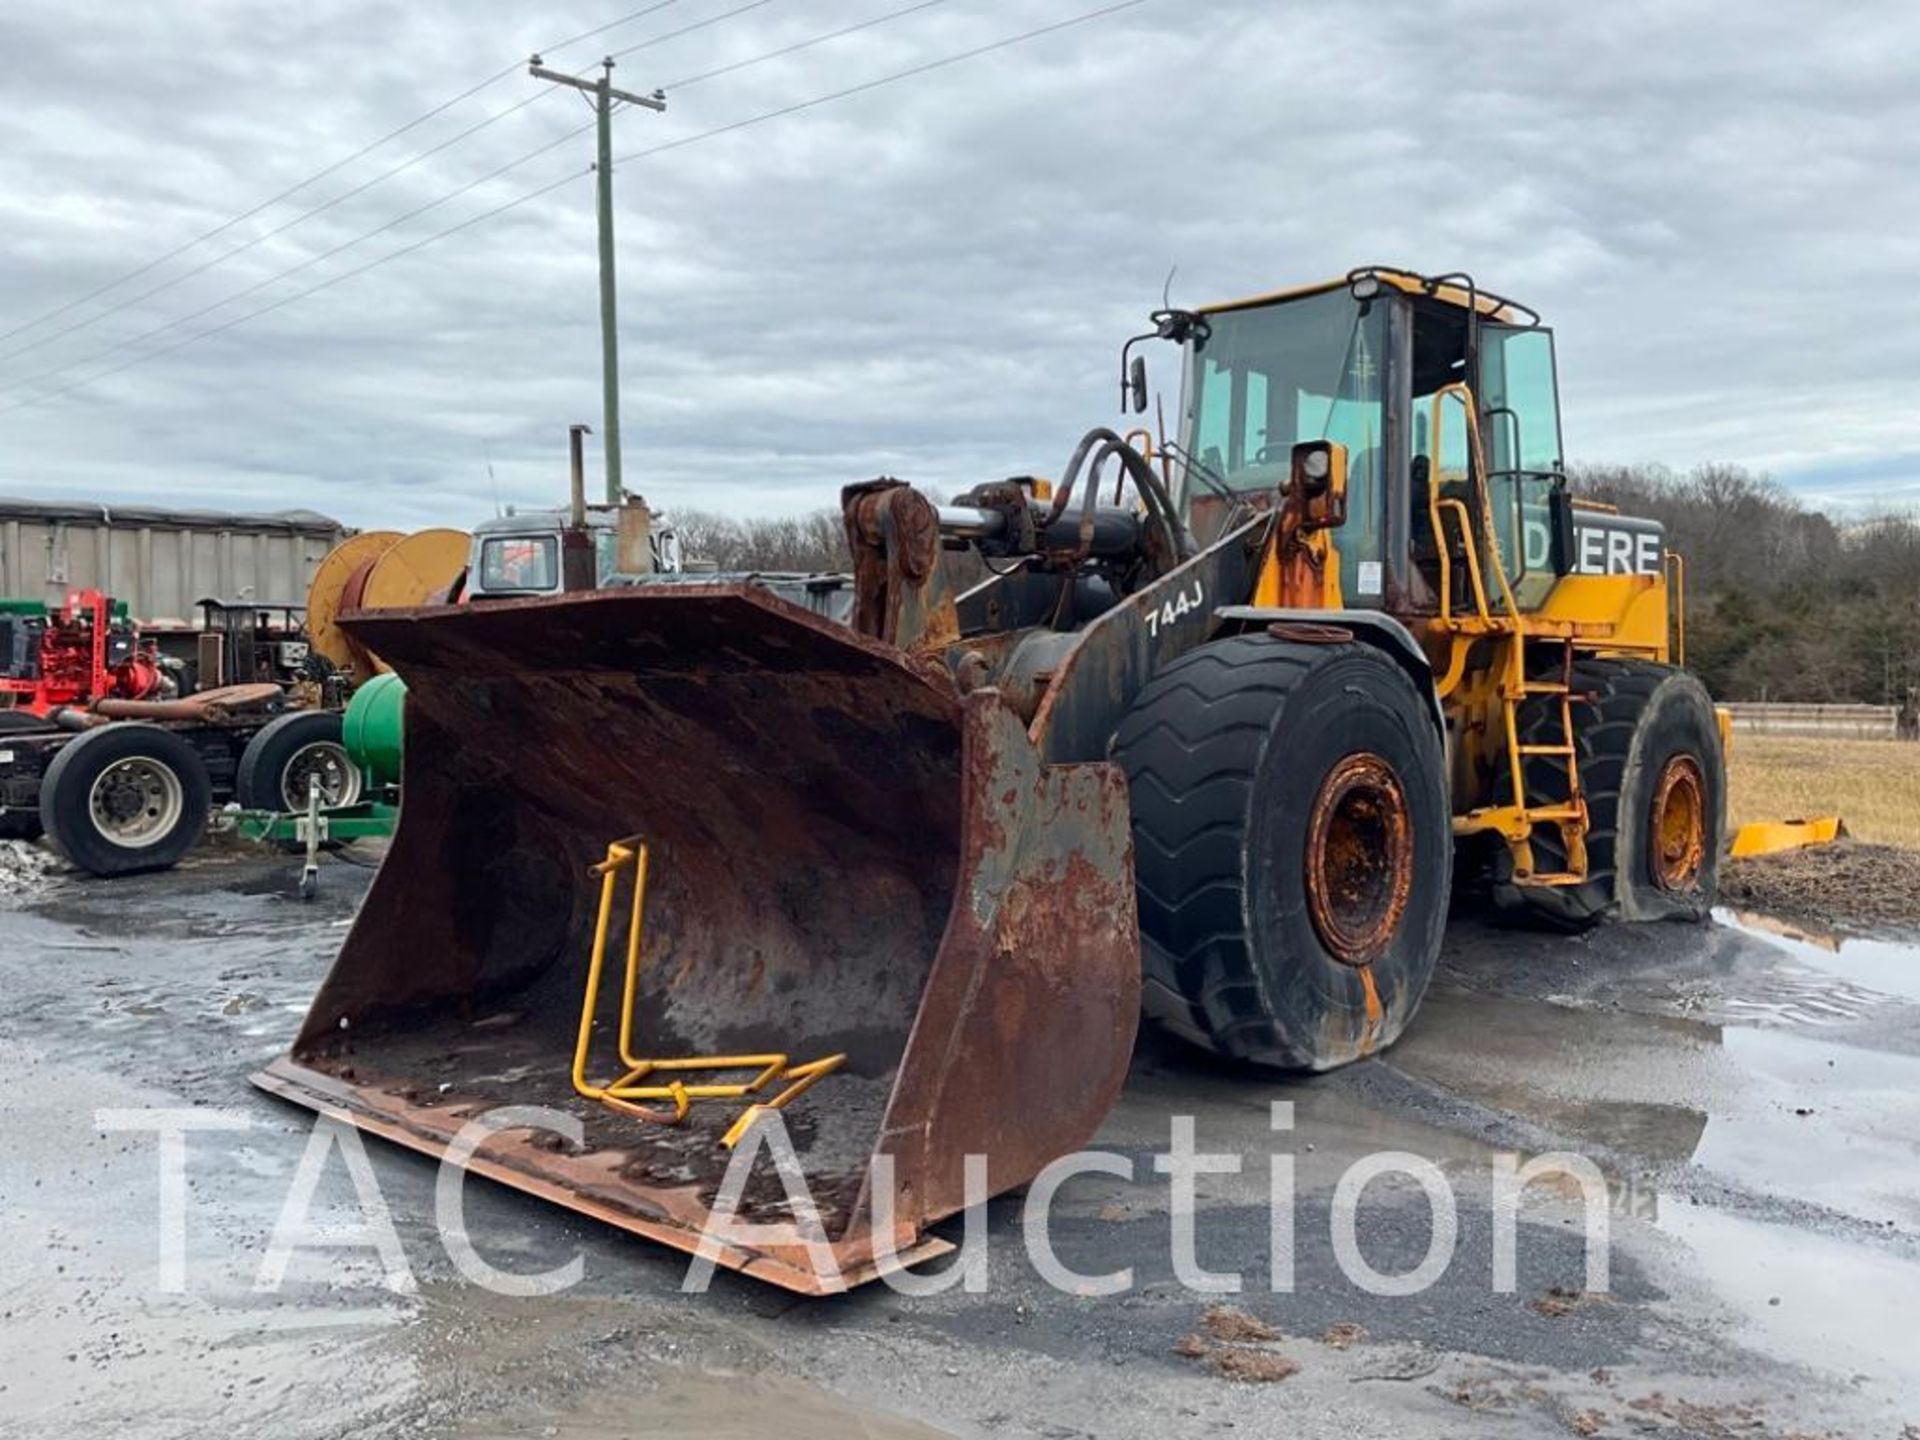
[1531,574,1670,656]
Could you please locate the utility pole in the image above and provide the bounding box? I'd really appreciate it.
[529,55,665,504]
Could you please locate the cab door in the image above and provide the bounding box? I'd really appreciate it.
[1479,324,1566,612]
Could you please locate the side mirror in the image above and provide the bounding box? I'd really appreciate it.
[1548,483,1577,576]
[1127,355,1149,415]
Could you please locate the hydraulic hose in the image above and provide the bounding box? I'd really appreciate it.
[1047,427,1195,563]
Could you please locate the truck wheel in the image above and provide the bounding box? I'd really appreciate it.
[1492,660,1725,929]
[236,710,362,812]
[39,723,212,876]
[1115,635,1451,1070]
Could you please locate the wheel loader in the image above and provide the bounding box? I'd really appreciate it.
[256,266,1723,1291]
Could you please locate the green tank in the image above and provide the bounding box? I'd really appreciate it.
[341,671,405,789]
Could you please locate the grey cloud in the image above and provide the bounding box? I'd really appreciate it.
[0,0,1914,531]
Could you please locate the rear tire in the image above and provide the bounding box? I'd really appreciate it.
[1115,635,1451,1070]
[39,723,212,876]
[237,710,361,813]
[1491,659,1724,929]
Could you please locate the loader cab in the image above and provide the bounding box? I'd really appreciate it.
[1174,268,1572,614]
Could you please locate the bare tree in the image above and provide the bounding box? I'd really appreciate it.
[1571,462,1920,702]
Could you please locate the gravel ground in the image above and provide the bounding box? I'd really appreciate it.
[0,836,57,900]
[1722,839,1920,935]
[1,848,1917,1439]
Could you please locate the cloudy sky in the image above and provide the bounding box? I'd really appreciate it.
[0,0,1914,530]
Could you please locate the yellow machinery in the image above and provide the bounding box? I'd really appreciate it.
[257,266,1726,1290]
[1730,816,1847,858]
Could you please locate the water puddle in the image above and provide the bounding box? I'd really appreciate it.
[1690,1025,1920,1228]
[1387,987,1920,1228]
[1655,1204,1920,1404]
[1719,908,1920,1008]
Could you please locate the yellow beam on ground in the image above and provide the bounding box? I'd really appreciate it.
[1729,816,1847,858]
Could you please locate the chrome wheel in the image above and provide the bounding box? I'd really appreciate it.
[279,740,361,811]
[87,757,185,849]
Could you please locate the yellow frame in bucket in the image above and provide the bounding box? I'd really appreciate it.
[570,835,846,1149]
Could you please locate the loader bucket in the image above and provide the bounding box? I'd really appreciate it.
[252,584,1140,1293]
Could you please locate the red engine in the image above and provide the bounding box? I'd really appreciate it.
[0,589,165,717]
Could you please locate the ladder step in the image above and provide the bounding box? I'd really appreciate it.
[1525,805,1585,821]
[1520,681,1569,695]
[1516,871,1588,888]
[1518,744,1576,757]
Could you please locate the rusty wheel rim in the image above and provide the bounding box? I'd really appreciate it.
[1304,752,1413,966]
[1650,754,1707,892]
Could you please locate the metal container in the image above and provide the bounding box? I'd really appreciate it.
[0,496,345,625]
[341,671,406,787]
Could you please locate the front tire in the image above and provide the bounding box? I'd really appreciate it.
[39,723,212,876]
[1492,660,1725,929]
[1115,635,1451,1070]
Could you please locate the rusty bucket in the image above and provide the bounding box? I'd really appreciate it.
[252,583,1139,1293]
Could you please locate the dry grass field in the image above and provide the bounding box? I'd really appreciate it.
[1726,734,1920,848]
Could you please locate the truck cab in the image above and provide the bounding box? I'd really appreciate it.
[465,504,683,601]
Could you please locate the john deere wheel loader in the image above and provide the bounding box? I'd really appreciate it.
[257,266,1722,1291]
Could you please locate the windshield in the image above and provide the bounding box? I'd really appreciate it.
[478,535,559,593]
[1180,288,1388,600]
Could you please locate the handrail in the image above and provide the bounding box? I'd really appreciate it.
[1665,551,1687,668]
[1434,498,1491,624]
[1428,382,1529,627]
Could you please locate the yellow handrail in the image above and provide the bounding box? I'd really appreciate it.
[572,836,845,1149]
[1665,551,1687,667]
[1434,497,1492,624]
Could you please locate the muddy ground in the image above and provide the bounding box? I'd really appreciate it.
[2,845,1917,1439]
[1722,840,1920,936]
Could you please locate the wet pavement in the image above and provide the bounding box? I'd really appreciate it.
[2,846,1917,1439]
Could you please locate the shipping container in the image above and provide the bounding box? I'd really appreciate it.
[0,496,346,626]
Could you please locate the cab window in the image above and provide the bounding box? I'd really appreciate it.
[478,535,558,593]
[1481,326,1563,605]
[1182,288,1388,602]
[1481,326,1561,476]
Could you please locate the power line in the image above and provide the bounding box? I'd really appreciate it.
[0,87,562,373]
[0,0,1156,420]
[662,0,950,92]
[0,170,595,419]
[0,0,944,401]
[0,121,601,400]
[0,0,775,372]
[545,0,688,54]
[608,0,778,63]
[617,0,1151,167]
[0,0,688,350]
[0,0,796,393]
